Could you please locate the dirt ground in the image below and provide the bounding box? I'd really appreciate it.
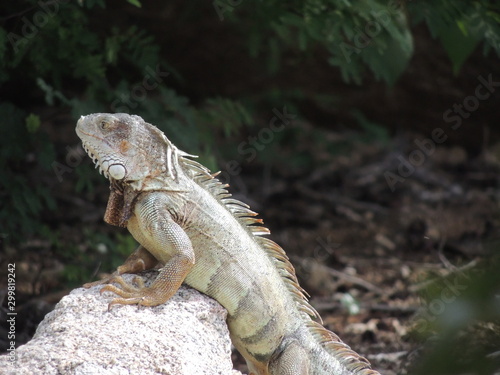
[225,123,500,374]
[1,115,499,374]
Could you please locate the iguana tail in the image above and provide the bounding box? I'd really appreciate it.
[268,322,380,375]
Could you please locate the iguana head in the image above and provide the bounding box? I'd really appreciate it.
[76,113,177,191]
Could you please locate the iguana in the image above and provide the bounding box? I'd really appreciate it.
[76,113,381,375]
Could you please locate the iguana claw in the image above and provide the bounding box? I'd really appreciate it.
[82,271,121,289]
[99,275,163,309]
[99,275,145,293]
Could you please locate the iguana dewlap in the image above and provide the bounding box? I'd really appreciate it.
[76,113,381,375]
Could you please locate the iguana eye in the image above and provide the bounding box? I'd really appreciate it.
[100,120,110,130]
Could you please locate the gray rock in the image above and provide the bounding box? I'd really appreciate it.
[0,272,244,375]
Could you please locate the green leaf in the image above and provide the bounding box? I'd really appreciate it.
[25,113,41,133]
[439,21,481,75]
[126,0,142,8]
[351,110,389,144]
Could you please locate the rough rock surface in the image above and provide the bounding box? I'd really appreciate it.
[0,272,244,375]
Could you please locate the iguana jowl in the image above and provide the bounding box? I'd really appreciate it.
[76,113,381,375]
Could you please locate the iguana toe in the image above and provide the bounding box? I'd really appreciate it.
[98,276,167,309]
[107,296,146,310]
[99,275,140,295]
[83,271,121,289]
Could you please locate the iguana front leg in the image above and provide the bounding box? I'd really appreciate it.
[99,192,196,308]
[83,245,159,288]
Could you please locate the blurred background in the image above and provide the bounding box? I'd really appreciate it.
[1,1,500,373]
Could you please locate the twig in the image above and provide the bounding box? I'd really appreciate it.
[312,300,419,314]
[292,255,387,296]
[296,183,389,216]
[367,351,408,363]
[408,258,478,293]
[327,267,388,296]
[436,236,457,272]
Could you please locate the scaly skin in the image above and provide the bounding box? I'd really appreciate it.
[76,113,381,375]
